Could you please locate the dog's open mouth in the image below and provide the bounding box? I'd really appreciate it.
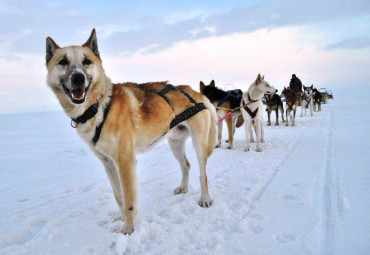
[62,84,90,104]
[71,88,86,101]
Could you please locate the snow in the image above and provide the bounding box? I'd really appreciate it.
[1,94,369,254]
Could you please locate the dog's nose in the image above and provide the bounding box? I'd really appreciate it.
[71,72,85,88]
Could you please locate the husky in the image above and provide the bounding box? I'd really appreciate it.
[45,29,217,235]
[241,74,277,152]
[281,87,299,126]
[300,85,314,117]
[312,88,322,112]
[264,93,285,126]
[200,80,244,149]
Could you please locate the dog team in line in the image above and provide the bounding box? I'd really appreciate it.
[45,29,333,234]
[200,73,330,152]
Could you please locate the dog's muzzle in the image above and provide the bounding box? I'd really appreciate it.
[62,71,90,104]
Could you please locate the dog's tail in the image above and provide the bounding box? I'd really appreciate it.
[203,99,217,157]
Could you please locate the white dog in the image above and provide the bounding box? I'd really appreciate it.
[300,85,314,117]
[241,74,278,152]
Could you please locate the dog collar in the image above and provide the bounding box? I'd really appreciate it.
[247,93,259,103]
[71,101,99,128]
[70,97,112,145]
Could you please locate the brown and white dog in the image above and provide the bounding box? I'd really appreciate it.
[45,29,217,235]
[281,87,299,126]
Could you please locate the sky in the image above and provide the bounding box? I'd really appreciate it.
[0,0,369,113]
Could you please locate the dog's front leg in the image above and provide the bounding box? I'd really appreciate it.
[300,103,304,117]
[216,121,222,148]
[310,102,314,116]
[285,109,289,126]
[95,151,124,219]
[267,108,271,126]
[292,107,297,126]
[275,109,279,126]
[225,117,234,149]
[255,120,262,152]
[115,154,137,235]
[244,120,251,151]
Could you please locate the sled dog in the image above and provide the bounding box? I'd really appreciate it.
[264,93,285,126]
[312,88,322,112]
[281,87,299,126]
[45,29,216,235]
[300,85,314,117]
[241,74,277,152]
[200,80,244,149]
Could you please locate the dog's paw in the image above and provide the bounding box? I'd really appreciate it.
[198,198,213,208]
[260,138,265,143]
[225,139,229,143]
[256,147,262,152]
[174,186,188,195]
[244,147,250,152]
[215,143,221,148]
[122,223,134,235]
[291,123,295,127]
[226,145,233,149]
[267,123,271,126]
[250,138,255,143]
[275,123,279,126]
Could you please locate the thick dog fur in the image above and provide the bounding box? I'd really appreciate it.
[312,88,322,112]
[200,80,244,149]
[46,29,217,235]
[241,74,277,152]
[281,87,299,126]
[300,85,314,117]
[264,93,285,126]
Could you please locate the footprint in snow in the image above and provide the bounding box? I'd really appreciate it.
[275,233,296,243]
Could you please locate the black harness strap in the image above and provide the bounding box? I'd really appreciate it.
[92,97,112,145]
[156,84,207,129]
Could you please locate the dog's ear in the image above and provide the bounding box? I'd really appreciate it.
[210,80,215,87]
[255,74,262,85]
[199,81,205,93]
[261,75,265,81]
[46,37,60,65]
[303,85,306,89]
[310,84,313,89]
[83,28,100,58]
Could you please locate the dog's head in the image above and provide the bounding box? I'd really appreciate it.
[303,84,313,98]
[253,74,278,95]
[46,29,104,105]
[199,80,215,95]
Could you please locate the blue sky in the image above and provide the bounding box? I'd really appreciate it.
[0,0,369,113]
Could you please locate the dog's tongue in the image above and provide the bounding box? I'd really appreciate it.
[71,88,85,100]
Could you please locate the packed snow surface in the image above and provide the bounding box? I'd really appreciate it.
[0,94,369,254]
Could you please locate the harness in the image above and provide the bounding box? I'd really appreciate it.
[70,84,206,146]
[155,84,207,129]
[241,93,259,119]
[302,94,312,104]
[70,96,112,145]
[216,90,241,111]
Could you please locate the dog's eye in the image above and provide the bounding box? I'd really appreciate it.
[58,59,69,66]
[83,59,92,65]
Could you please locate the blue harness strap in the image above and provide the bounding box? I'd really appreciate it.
[217,92,241,111]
